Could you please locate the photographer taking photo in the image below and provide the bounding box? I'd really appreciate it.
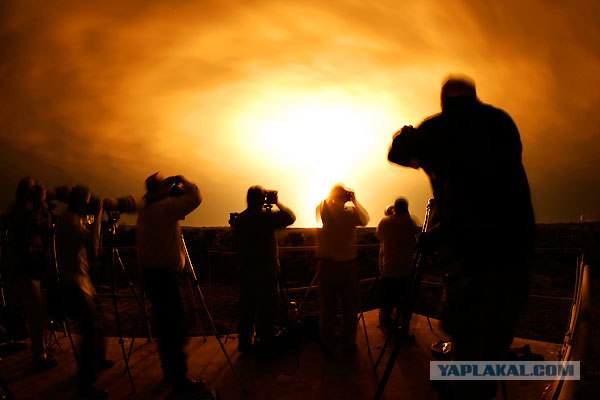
[316,184,369,355]
[136,173,206,394]
[55,185,112,398]
[230,186,296,356]
[387,76,534,399]
[4,177,57,370]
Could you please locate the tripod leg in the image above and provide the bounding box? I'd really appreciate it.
[358,273,381,361]
[181,236,246,393]
[185,269,207,342]
[63,320,80,365]
[190,272,247,393]
[358,312,372,359]
[224,300,240,344]
[114,249,152,342]
[110,248,136,393]
[373,327,403,400]
[297,270,318,313]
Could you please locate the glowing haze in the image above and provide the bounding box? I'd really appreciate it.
[1,1,599,227]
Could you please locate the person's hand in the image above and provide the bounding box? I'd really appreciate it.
[392,125,414,139]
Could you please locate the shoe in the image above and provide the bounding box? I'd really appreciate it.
[33,355,58,370]
[98,359,115,371]
[172,377,207,393]
[78,386,109,399]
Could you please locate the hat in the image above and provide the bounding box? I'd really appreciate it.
[145,172,165,194]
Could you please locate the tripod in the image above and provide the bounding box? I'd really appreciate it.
[103,214,153,393]
[372,199,434,400]
[181,234,247,394]
[46,227,79,360]
[356,269,381,360]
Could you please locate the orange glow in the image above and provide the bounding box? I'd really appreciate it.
[234,90,398,226]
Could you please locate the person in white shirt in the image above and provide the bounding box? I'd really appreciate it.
[136,172,205,394]
[315,185,369,355]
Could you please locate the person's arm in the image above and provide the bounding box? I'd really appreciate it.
[388,125,423,169]
[159,176,202,221]
[376,219,385,240]
[351,196,369,226]
[316,201,324,226]
[273,200,296,229]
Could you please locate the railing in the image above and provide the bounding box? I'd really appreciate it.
[542,255,591,400]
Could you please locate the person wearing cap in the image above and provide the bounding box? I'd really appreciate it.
[388,76,535,399]
[136,173,206,394]
[376,197,419,333]
[315,184,369,355]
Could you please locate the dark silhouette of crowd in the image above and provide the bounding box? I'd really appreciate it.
[0,75,535,400]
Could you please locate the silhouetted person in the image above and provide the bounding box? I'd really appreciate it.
[376,197,418,333]
[230,186,296,355]
[136,173,206,393]
[316,185,369,355]
[55,185,111,398]
[388,76,535,399]
[4,177,57,369]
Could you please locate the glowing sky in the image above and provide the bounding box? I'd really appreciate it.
[1,1,599,227]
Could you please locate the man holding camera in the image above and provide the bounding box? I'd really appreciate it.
[4,177,57,370]
[55,185,110,398]
[136,173,205,393]
[388,76,534,399]
[230,186,296,355]
[316,185,369,355]
[376,197,418,334]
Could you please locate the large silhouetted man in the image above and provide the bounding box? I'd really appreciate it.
[388,76,535,399]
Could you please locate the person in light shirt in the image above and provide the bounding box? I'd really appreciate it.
[315,184,369,355]
[136,172,206,394]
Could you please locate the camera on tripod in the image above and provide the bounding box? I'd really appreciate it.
[264,190,278,206]
[86,195,137,216]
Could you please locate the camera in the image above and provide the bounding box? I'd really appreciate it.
[384,205,395,216]
[166,176,185,197]
[87,195,137,215]
[344,190,354,203]
[264,190,278,205]
[229,212,240,226]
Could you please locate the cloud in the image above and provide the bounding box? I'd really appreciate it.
[1,0,599,225]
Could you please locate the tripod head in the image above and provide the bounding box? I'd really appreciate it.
[105,211,121,235]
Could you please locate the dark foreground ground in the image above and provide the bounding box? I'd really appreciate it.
[2,222,599,398]
[1,312,567,400]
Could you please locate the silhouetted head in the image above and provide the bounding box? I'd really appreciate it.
[144,172,169,204]
[394,197,409,215]
[15,177,35,203]
[329,185,348,204]
[441,76,477,111]
[247,185,265,208]
[68,185,91,215]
